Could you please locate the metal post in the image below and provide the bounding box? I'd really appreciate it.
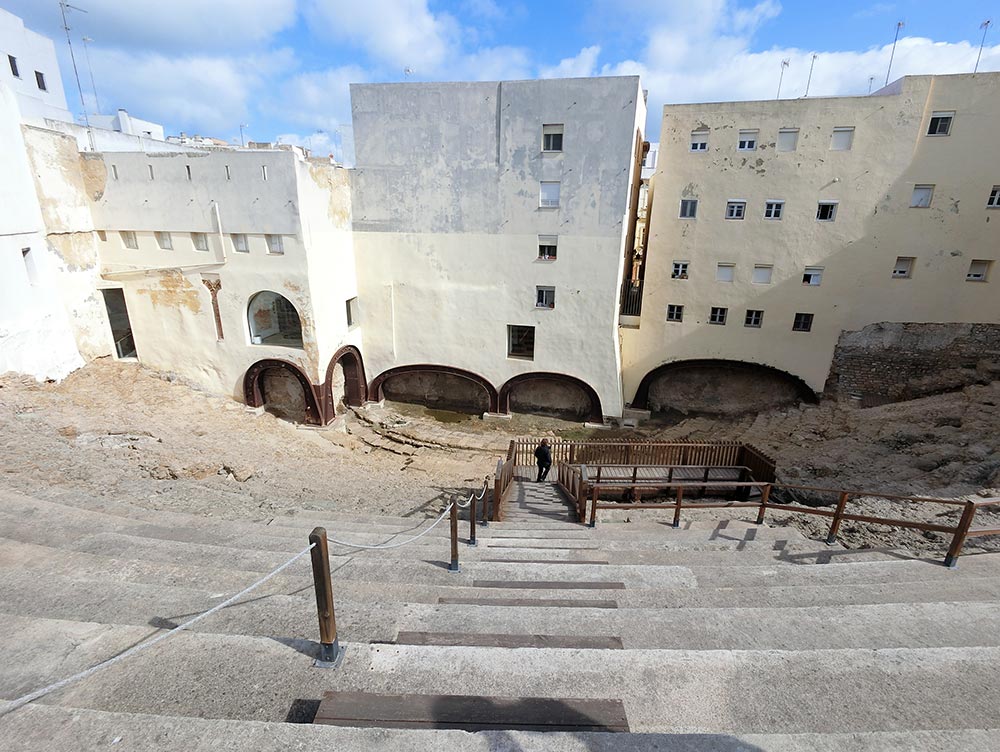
[308,527,345,668]
[826,492,851,544]
[449,502,461,572]
[944,501,978,568]
[469,490,478,546]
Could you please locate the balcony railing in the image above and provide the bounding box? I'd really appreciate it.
[619,280,644,316]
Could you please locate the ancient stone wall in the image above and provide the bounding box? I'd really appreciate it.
[382,372,490,414]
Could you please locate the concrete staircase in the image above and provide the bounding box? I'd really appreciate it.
[1,480,1000,750]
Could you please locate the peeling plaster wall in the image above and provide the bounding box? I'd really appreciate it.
[622,73,1000,402]
[351,77,645,417]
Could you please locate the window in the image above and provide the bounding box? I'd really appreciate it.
[777,128,799,152]
[34,71,46,91]
[225,165,231,181]
[155,232,172,250]
[111,164,119,181]
[738,129,758,151]
[147,164,155,180]
[96,230,107,242]
[816,202,838,221]
[716,263,735,283]
[232,233,249,253]
[690,130,709,152]
[8,55,19,78]
[536,286,556,309]
[261,165,268,181]
[793,313,814,332]
[709,306,728,325]
[508,325,535,359]
[22,248,38,286]
[987,186,999,208]
[910,185,934,208]
[764,201,784,220]
[892,257,914,279]
[542,124,563,152]
[802,266,823,286]
[265,234,284,254]
[726,201,746,220]
[538,235,557,260]
[752,264,773,284]
[192,232,209,251]
[745,309,763,328]
[927,111,954,136]
[671,261,689,279]
[830,127,854,151]
[539,181,560,208]
[679,199,698,218]
[967,260,992,282]
[346,297,360,328]
[248,291,303,348]
[666,304,684,322]
[185,165,192,180]
[120,231,138,249]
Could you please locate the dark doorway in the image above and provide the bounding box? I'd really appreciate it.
[101,288,136,358]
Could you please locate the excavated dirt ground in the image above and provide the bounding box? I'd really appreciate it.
[2,359,999,559]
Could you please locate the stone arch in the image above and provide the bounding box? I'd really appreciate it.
[243,359,323,425]
[247,290,303,348]
[324,345,368,420]
[498,372,603,422]
[370,364,499,414]
[630,359,817,415]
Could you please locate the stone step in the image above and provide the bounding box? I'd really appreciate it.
[4,614,1000,735]
[2,703,996,752]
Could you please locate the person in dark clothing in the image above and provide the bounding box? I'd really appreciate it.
[534,438,552,482]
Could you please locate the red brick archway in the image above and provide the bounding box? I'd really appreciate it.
[498,372,604,422]
[324,345,368,420]
[369,364,499,413]
[243,359,323,425]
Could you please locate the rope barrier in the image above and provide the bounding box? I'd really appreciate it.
[0,544,316,716]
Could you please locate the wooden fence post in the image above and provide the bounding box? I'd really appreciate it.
[469,490,478,547]
[309,527,344,668]
[944,501,978,568]
[449,502,461,572]
[756,485,771,525]
[673,487,684,528]
[826,492,851,544]
[589,485,599,528]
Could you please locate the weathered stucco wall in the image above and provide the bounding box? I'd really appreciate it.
[382,372,490,413]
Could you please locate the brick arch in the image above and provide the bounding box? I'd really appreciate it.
[369,364,499,413]
[324,345,368,419]
[630,358,817,411]
[243,359,323,425]
[498,372,604,423]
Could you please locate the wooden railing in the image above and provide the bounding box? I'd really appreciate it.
[493,443,517,522]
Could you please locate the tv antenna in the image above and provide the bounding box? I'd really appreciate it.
[81,36,100,114]
[776,59,789,99]
[404,67,413,77]
[59,1,90,129]
[975,20,992,75]
[868,75,875,94]
[804,54,817,97]
[885,21,904,87]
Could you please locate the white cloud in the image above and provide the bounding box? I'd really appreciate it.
[274,130,353,163]
[539,46,601,79]
[459,46,532,81]
[271,65,368,132]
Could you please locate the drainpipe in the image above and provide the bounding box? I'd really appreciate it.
[212,201,227,264]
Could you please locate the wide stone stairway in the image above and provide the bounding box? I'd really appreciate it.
[2,479,1000,750]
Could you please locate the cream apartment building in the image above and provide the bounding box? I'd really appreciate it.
[622,73,1000,414]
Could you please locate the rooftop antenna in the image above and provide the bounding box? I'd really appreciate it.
[239,123,248,147]
[885,20,904,87]
[804,54,817,97]
[404,67,413,77]
[776,59,789,99]
[58,1,90,129]
[868,75,876,94]
[81,36,100,114]
[974,20,992,74]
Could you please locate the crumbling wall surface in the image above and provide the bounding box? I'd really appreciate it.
[509,379,590,420]
[261,368,307,422]
[648,365,805,415]
[826,322,1000,402]
[382,372,490,413]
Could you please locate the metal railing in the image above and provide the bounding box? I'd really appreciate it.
[619,280,644,316]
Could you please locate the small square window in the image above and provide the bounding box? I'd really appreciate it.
[666,304,684,322]
[508,324,535,359]
[816,202,838,222]
[752,265,773,284]
[709,306,728,325]
[679,199,698,218]
[726,201,746,220]
[738,129,758,151]
[232,233,249,253]
[745,309,764,328]
[928,111,954,136]
[192,232,209,251]
[155,231,172,250]
[261,165,268,181]
[120,231,138,249]
[346,297,360,328]
[764,201,784,220]
[148,164,155,180]
[892,257,914,279]
[225,165,231,181]
[967,260,992,282]
[111,164,119,180]
[22,247,38,286]
[536,286,556,309]
[802,266,823,286]
[542,124,563,152]
[793,313,814,332]
[265,234,284,254]
[910,185,934,208]
[185,165,192,181]
[830,127,854,151]
[716,263,735,283]
[34,71,46,91]
[8,55,19,78]
[538,235,557,260]
[690,130,709,152]
[777,128,799,152]
[96,230,107,242]
[540,181,560,208]
[987,186,999,208]
[671,261,689,280]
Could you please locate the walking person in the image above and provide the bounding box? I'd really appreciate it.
[534,438,552,482]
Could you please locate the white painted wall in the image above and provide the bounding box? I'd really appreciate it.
[0,8,70,126]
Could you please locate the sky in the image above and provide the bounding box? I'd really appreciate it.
[5,0,999,161]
